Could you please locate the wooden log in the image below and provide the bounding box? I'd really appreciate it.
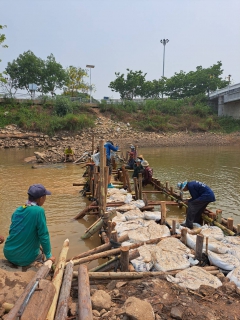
[73,183,86,186]
[92,134,95,155]
[121,165,127,188]
[104,166,109,205]
[160,201,166,225]
[89,249,140,272]
[78,265,93,320]
[140,205,154,211]
[100,227,109,244]
[133,177,139,200]
[125,169,132,192]
[73,235,180,266]
[195,234,204,261]
[171,220,176,235]
[5,261,53,320]
[107,220,113,238]
[99,140,106,216]
[181,228,187,245]
[202,214,235,236]
[205,237,209,256]
[120,247,129,272]
[70,234,129,261]
[55,261,74,320]
[81,210,115,240]
[237,224,240,234]
[227,218,234,231]
[74,201,97,220]
[110,230,118,242]
[138,173,143,200]
[143,193,148,206]
[46,239,69,320]
[216,209,222,223]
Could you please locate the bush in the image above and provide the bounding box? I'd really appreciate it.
[54,96,72,116]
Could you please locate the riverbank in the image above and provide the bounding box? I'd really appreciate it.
[1,114,240,164]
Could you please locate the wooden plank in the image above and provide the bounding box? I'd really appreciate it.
[78,265,93,320]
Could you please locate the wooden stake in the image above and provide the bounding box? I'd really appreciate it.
[133,177,139,200]
[216,209,222,223]
[160,201,166,225]
[227,218,234,231]
[120,247,129,272]
[46,239,70,320]
[171,220,176,235]
[125,170,132,192]
[78,265,93,320]
[181,228,187,245]
[91,135,95,155]
[138,173,143,200]
[202,214,235,236]
[195,234,204,261]
[121,166,127,188]
[237,224,240,234]
[110,230,118,243]
[99,140,106,216]
[55,261,74,320]
[107,220,113,238]
[205,236,209,255]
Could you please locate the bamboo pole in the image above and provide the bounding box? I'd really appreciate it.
[55,261,74,320]
[46,239,69,320]
[78,265,93,320]
[120,247,129,272]
[202,214,235,236]
[4,260,53,320]
[69,234,129,261]
[73,235,180,266]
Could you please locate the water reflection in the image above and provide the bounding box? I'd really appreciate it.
[0,146,240,262]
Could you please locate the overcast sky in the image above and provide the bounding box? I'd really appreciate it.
[1,0,240,99]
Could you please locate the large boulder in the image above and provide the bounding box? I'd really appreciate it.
[124,296,155,320]
[91,290,112,311]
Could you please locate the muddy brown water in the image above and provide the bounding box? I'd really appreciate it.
[0,146,240,267]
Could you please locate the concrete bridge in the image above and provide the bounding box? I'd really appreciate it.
[209,83,240,119]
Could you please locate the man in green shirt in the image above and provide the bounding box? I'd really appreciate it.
[4,184,55,267]
[64,146,75,162]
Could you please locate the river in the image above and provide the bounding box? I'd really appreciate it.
[0,146,240,267]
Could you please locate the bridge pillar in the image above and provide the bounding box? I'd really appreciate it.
[218,96,224,116]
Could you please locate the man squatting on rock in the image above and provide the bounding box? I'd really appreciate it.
[3,184,55,266]
[177,180,216,229]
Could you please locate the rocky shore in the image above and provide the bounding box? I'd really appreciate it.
[1,115,240,164]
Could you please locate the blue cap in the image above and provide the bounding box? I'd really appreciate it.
[177,181,187,190]
[28,184,51,199]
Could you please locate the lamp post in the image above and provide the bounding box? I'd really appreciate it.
[86,64,95,103]
[160,39,169,78]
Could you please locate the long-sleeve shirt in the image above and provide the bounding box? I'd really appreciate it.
[187,181,215,202]
[104,142,119,160]
[4,205,52,266]
[142,166,153,186]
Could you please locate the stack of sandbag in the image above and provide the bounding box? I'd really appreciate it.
[227,266,240,287]
[200,225,224,241]
[130,244,154,272]
[167,266,222,290]
[208,251,240,271]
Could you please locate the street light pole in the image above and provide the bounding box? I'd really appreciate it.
[86,64,95,103]
[160,39,169,78]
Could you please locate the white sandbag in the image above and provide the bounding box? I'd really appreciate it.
[208,250,240,270]
[121,241,133,247]
[123,208,144,221]
[227,266,240,287]
[115,218,146,237]
[112,212,126,223]
[205,237,229,254]
[130,244,154,271]
[107,194,126,202]
[124,193,133,204]
[144,211,161,221]
[200,225,224,241]
[115,204,137,212]
[156,237,190,254]
[147,223,170,239]
[223,236,240,246]
[167,266,222,290]
[128,227,150,242]
[91,152,100,166]
[131,200,145,208]
[186,233,197,250]
[152,248,190,272]
[227,245,240,262]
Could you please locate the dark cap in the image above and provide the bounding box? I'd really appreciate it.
[28,184,51,199]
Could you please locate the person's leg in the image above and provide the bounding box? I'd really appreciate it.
[186,201,210,228]
[193,201,210,224]
[107,158,113,187]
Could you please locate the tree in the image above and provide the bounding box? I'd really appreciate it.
[64,66,88,97]
[142,78,166,99]
[0,24,8,81]
[38,54,68,96]
[109,69,147,100]
[165,62,228,99]
[6,50,44,93]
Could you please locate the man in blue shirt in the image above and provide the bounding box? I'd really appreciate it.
[177,180,215,229]
[4,184,55,266]
[104,141,119,188]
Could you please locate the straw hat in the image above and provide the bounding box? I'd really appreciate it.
[141,160,149,167]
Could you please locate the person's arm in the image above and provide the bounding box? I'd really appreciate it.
[0,235,4,244]
[37,208,52,260]
[109,144,119,152]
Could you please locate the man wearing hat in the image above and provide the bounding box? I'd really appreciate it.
[132,158,144,178]
[177,180,215,229]
[4,184,55,266]
[142,160,153,187]
[125,152,135,169]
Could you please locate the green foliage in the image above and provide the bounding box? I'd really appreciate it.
[0,24,8,81]
[64,66,88,97]
[54,96,72,116]
[59,114,94,131]
[109,69,147,100]
[216,117,240,133]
